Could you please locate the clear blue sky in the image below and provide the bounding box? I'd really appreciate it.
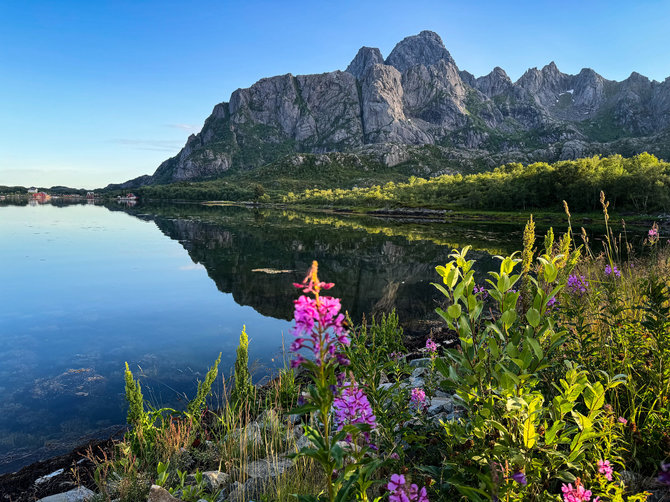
[1,0,668,189]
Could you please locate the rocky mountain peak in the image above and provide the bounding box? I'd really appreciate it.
[542,61,561,75]
[346,46,384,79]
[475,67,513,97]
[385,30,455,73]
[110,30,670,189]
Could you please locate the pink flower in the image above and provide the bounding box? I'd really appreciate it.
[410,388,427,411]
[561,479,593,502]
[387,474,429,502]
[597,460,613,481]
[332,381,376,443]
[289,264,350,369]
[425,338,438,354]
[617,416,628,425]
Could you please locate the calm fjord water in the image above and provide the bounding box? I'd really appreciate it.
[0,201,521,473]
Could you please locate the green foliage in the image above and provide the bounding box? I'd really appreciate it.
[230,325,254,408]
[187,352,221,419]
[124,362,145,427]
[287,153,670,212]
[431,245,632,499]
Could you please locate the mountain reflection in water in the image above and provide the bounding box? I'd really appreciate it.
[121,203,523,332]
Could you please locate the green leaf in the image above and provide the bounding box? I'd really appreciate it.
[523,418,536,449]
[583,382,605,414]
[526,336,543,361]
[447,304,462,319]
[501,309,517,329]
[526,308,541,328]
[431,282,451,298]
[545,420,564,445]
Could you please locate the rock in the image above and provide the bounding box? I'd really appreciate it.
[411,367,427,379]
[201,470,230,492]
[294,433,311,451]
[346,46,384,79]
[427,396,454,415]
[34,468,65,485]
[37,487,96,502]
[244,458,293,479]
[108,30,670,189]
[409,357,431,368]
[225,423,263,449]
[385,31,456,73]
[408,376,425,388]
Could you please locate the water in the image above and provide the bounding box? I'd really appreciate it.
[0,200,528,473]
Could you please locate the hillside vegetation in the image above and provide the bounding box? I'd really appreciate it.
[284,153,670,213]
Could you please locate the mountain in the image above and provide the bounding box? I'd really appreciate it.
[111,31,670,189]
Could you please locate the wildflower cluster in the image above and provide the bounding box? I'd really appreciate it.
[473,284,489,300]
[332,381,376,443]
[597,460,613,481]
[290,261,350,368]
[567,274,589,295]
[561,479,595,502]
[387,474,429,502]
[410,388,426,412]
[425,337,438,356]
[604,264,621,277]
[647,224,659,244]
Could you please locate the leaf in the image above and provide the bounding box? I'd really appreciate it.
[501,309,517,330]
[523,418,536,449]
[447,304,462,319]
[545,420,564,445]
[526,336,543,361]
[543,261,558,283]
[431,282,450,298]
[526,308,541,328]
[583,382,605,414]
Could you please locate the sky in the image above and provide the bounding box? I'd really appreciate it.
[1,0,669,189]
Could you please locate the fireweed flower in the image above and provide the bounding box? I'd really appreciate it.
[332,381,376,443]
[648,226,659,243]
[561,479,593,502]
[567,274,589,295]
[604,264,621,277]
[425,338,438,356]
[290,261,350,368]
[511,471,527,485]
[597,460,613,481]
[387,473,429,502]
[410,388,427,411]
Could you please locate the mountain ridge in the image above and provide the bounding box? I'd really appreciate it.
[109,31,670,190]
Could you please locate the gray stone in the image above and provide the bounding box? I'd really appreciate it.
[408,376,425,388]
[244,458,293,479]
[346,46,384,79]
[409,358,430,368]
[385,31,456,73]
[147,485,180,502]
[37,487,96,502]
[427,396,454,415]
[411,367,427,379]
[202,470,230,491]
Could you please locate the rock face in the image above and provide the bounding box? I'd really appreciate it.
[114,31,670,187]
